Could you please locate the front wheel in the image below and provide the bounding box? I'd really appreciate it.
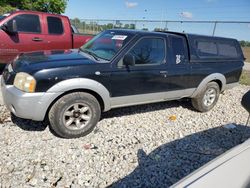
[191,82,220,112]
[49,92,101,138]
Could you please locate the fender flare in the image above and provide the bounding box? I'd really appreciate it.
[47,78,111,111]
[191,73,226,98]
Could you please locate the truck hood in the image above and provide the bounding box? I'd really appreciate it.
[12,49,96,72]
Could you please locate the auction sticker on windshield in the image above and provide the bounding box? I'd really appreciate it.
[111,35,127,40]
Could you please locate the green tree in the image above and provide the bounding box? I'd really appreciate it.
[240,40,246,47]
[129,23,136,29]
[154,28,162,31]
[123,24,130,29]
[0,5,16,15]
[0,0,67,14]
[106,23,114,29]
[240,40,250,47]
[71,18,81,28]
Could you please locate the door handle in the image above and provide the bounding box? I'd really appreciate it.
[160,71,168,74]
[95,71,111,76]
[32,37,43,42]
[159,70,168,77]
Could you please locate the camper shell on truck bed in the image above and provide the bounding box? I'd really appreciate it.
[159,31,244,62]
[1,29,245,138]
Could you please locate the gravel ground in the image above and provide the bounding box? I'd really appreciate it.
[0,85,250,188]
[0,76,3,105]
[244,62,250,71]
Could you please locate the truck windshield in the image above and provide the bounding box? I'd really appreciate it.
[80,30,134,61]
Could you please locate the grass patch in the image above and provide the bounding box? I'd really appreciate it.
[242,47,250,63]
[240,70,250,86]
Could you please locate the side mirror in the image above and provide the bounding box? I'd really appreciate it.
[1,19,17,34]
[123,53,135,67]
[242,90,250,113]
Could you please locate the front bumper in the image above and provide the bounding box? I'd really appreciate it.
[1,78,61,121]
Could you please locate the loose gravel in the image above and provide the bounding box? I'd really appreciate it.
[244,62,250,71]
[0,85,250,188]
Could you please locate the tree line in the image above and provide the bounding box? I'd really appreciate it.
[240,40,250,47]
[0,0,67,14]
[70,18,136,33]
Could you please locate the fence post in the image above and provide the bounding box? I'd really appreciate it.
[82,21,84,34]
[84,20,86,33]
[212,21,217,36]
[165,21,168,31]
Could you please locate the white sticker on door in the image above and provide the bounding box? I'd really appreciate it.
[176,55,181,64]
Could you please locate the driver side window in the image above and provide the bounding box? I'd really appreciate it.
[123,37,166,66]
[7,14,41,33]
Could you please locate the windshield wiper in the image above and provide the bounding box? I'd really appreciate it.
[79,48,100,61]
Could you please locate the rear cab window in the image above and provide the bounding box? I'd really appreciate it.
[47,16,64,35]
[169,35,188,64]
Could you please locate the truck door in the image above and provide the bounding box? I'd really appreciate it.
[0,13,46,63]
[110,36,171,98]
[44,16,71,50]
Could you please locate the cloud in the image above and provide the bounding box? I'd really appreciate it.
[125,1,138,8]
[180,11,193,19]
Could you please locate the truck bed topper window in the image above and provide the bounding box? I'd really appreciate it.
[196,39,239,59]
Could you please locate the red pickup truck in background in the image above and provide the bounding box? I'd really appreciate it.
[0,10,93,70]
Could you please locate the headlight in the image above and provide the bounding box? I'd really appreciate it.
[14,72,36,93]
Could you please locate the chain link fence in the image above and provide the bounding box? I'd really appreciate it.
[70,19,250,41]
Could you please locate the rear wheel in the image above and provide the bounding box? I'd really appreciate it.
[49,92,101,138]
[191,82,220,112]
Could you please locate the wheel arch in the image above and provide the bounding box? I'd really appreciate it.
[46,88,107,119]
[43,78,111,120]
[191,73,226,98]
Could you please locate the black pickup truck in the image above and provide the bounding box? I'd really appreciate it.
[1,29,244,138]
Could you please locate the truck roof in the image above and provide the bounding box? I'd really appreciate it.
[108,29,238,41]
[7,10,68,19]
[160,31,240,43]
[107,29,244,61]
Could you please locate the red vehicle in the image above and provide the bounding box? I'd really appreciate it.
[0,10,93,69]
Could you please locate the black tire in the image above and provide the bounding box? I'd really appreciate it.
[49,92,101,138]
[191,82,220,112]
